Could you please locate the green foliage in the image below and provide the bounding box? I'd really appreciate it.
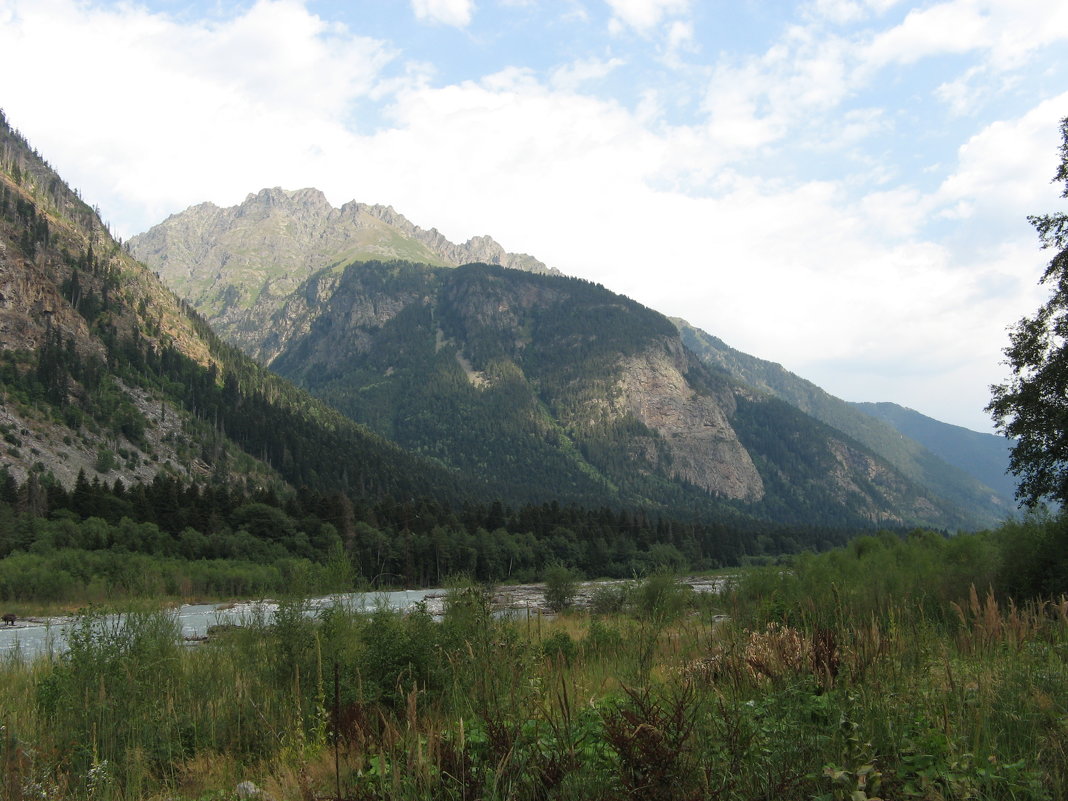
[94,446,116,474]
[993,512,1068,598]
[543,563,580,612]
[0,461,881,603]
[541,629,577,663]
[588,581,633,614]
[34,606,184,790]
[0,520,1066,799]
[630,570,692,626]
[989,116,1068,506]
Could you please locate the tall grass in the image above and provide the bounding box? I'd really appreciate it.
[0,528,1065,799]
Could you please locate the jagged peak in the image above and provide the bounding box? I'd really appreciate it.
[154,188,552,269]
[241,186,331,209]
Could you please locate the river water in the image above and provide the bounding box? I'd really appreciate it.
[0,575,730,661]
[0,587,447,661]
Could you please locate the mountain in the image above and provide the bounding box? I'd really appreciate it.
[128,188,555,354]
[129,184,1017,529]
[0,111,465,503]
[674,319,1014,523]
[137,218,994,529]
[851,401,1017,502]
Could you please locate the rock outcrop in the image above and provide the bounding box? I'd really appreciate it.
[129,187,556,351]
[612,344,764,501]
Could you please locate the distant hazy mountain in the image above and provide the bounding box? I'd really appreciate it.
[128,188,555,353]
[851,401,1017,503]
[674,319,1015,525]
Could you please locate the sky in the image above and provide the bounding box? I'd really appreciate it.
[1,0,1067,433]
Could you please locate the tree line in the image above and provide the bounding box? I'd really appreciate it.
[0,465,870,601]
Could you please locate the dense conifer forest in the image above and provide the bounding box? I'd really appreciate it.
[0,465,864,602]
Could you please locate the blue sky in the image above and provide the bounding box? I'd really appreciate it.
[2,0,1067,432]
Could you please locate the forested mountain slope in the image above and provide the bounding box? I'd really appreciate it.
[130,185,1016,529]
[674,319,1013,523]
[852,401,1016,502]
[0,107,1002,591]
[0,110,465,502]
[227,257,983,528]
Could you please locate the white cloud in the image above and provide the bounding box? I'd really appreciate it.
[808,0,867,25]
[702,27,854,153]
[410,0,475,27]
[934,65,990,117]
[700,0,1068,157]
[860,187,932,239]
[864,0,904,13]
[865,0,1068,70]
[0,0,393,230]
[937,93,1068,223]
[667,19,692,45]
[865,2,989,66]
[1,0,1064,432]
[549,57,626,92]
[604,0,691,33]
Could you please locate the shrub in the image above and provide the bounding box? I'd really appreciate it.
[543,563,580,612]
[630,570,691,626]
[589,581,632,614]
[540,630,577,665]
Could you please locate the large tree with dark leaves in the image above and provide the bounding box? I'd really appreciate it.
[988,116,1068,506]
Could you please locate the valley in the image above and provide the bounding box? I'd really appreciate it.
[3,105,1066,801]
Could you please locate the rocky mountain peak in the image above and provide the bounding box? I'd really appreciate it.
[129,188,559,351]
[241,186,333,215]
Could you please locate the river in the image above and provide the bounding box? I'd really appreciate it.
[0,587,448,661]
[0,575,730,661]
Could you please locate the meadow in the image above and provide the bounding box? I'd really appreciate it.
[1,518,1067,801]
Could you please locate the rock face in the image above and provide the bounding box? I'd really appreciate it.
[0,244,92,356]
[128,187,556,352]
[0,114,259,489]
[614,346,763,501]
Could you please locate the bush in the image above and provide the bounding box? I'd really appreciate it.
[631,570,691,626]
[541,630,576,664]
[589,581,632,614]
[543,563,580,612]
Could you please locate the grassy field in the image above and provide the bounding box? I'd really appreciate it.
[1,526,1066,800]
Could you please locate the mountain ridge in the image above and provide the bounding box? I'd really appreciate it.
[851,400,1016,502]
[230,257,988,528]
[674,318,1014,521]
[129,187,555,354]
[128,184,1012,529]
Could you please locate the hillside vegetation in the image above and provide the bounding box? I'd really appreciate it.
[254,259,985,528]
[1,520,1066,800]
